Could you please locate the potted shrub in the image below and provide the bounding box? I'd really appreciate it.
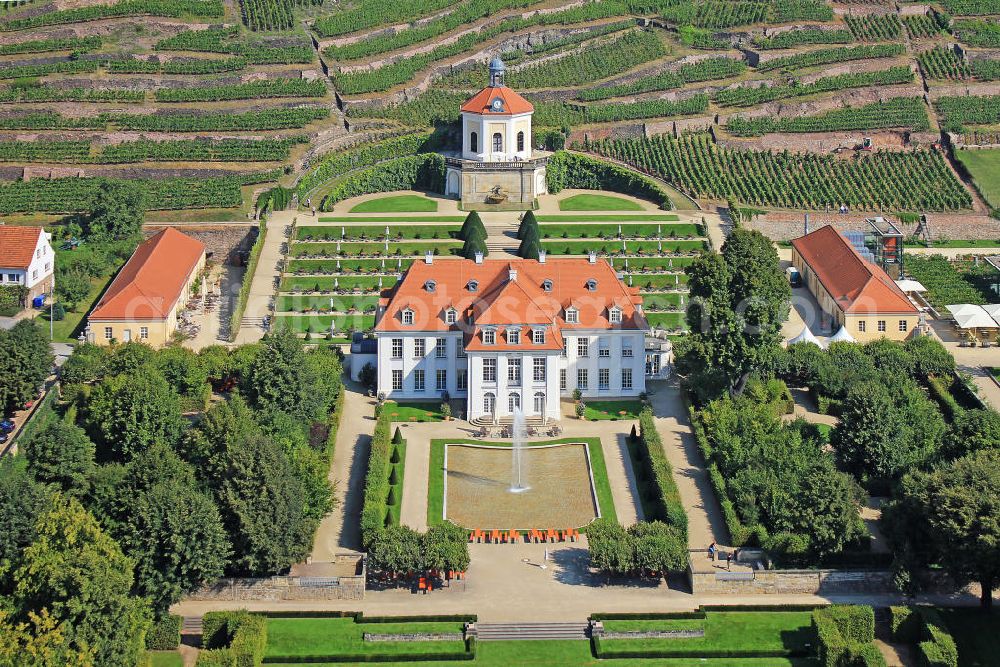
[575,402,586,419]
[441,403,452,421]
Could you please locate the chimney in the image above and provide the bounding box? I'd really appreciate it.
[508,268,517,282]
[425,250,433,265]
[588,251,597,264]
[538,250,546,264]
[804,213,810,236]
[474,251,484,264]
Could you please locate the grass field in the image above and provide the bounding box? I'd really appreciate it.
[645,312,687,329]
[37,270,116,343]
[275,294,379,312]
[559,193,645,211]
[427,437,616,529]
[385,401,446,422]
[540,223,703,239]
[272,313,376,333]
[536,214,680,222]
[280,275,398,291]
[349,194,439,212]
[147,652,183,667]
[956,149,1000,210]
[319,216,466,223]
[583,400,644,421]
[265,617,467,660]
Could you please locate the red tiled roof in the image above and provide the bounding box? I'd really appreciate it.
[376,258,646,347]
[0,226,44,270]
[89,227,204,321]
[791,225,917,315]
[461,86,534,115]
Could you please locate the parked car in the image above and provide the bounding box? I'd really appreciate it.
[786,266,802,288]
[0,420,14,433]
[0,433,8,444]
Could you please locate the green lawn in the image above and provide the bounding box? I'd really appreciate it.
[536,214,680,222]
[349,194,439,213]
[295,224,461,241]
[956,148,1000,210]
[542,240,706,255]
[641,292,684,309]
[646,312,687,330]
[37,270,116,343]
[147,652,183,667]
[559,193,645,211]
[319,216,465,223]
[272,313,376,333]
[583,400,644,421]
[929,239,1000,248]
[598,612,815,658]
[627,274,689,288]
[288,240,462,257]
[427,437,617,529]
[280,275,397,292]
[275,294,379,312]
[540,223,703,239]
[385,401,446,422]
[940,607,1000,667]
[264,617,467,660]
[287,258,415,273]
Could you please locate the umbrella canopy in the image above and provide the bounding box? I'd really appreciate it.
[895,279,926,293]
[947,304,984,318]
[788,326,824,348]
[981,304,1000,324]
[828,326,856,344]
[949,305,999,330]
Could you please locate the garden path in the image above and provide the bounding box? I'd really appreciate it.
[647,378,729,549]
[310,381,376,559]
[235,210,293,344]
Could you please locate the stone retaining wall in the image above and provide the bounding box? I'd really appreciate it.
[689,567,894,595]
[143,224,257,266]
[187,572,365,601]
[747,213,1000,242]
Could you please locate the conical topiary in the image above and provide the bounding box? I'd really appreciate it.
[459,211,486,242]
[387,487,398,506]
[517,210,538,240]
[392,427,403,444]
[518,236,540,260]
[385,510,394,527]
[461,234,488,260]
[389,466,399,486]
[390,446,401,464]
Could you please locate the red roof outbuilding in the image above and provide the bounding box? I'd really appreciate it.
[0,226,45,270]
[89,227,205,321]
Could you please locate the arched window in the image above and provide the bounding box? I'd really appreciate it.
[470,132,478,153]
[492,132,503,152]
[508,392,520,412]
[484,392,496,414]
[517,131,525,152]
[533,392,545,415]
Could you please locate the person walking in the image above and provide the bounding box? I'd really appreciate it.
[708,542,716,561]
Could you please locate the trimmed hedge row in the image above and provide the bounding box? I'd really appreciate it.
[813,606,884,667]
[889,607,958,667]
[547,151,673,210]
[319,154,445,211]
[689,406,749,545]
[199,611,267,666]
[590,611,707,621]
[229,219,267,341]
[146,614,182,650]
[636,408,689,540]
[259,611,477,622]
[360,411,395,548]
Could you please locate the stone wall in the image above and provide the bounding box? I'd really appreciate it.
[187,557,366,601]
[689,567,895,595]
[747,213,1000,242]
[143,224,257,266]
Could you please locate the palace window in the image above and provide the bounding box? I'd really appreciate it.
[104,327,113,340]
[622,368,633,390]
[507,328,520,345]
[858,321,867,332]
[609,307,622,324]
[599,338,610,357]
[534,392,545,414]
[414,370,425,391]
[467,280,479,292]
[509,392,520,412]
[560,369,567,391]
[483,358,497,382]
[436,339,447,357]
[470,132,478,152]
[140,327,148,340]
[532,328,545,344]
[508,360,521,385]
[414,338,426,357]
[436,370,447,391]
[622,339,633,357]
[445,308,457,324]
[899,320,908,332]
[517,131,525,152]
[877,320,886,332]
[493,133,503,152]
[391,370,403,391]
[391,339,403,359]
[565,307,578,324]
[577,368,588,390]
[599,368,610,390]
[484,392,495,413]
[483,329,496,345]
[401,308,414,325]
[577,337,588,357]
[457,369,468,390]
[533,357,546,382]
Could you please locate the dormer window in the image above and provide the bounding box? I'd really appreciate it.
[401,308,414,325]
[445,308,457,325]
[609,307,622,324]
[467,280,479,292]
[542,279,553,292]
[483,329,496,345]
[586,279,598,292]
[532,328,545,344]
[507,328,520,345]
[565,307,579,324]
[425,280,436,292]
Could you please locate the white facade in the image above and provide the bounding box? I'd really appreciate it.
[373,329,647,422]
[461,110,533,162]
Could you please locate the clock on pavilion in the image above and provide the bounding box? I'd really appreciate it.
[443,57,549,209]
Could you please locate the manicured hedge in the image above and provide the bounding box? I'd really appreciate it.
[590,611,707,621]
[360,411,395,547]
[890,606,921,644]
[199,611,266,667]
[319,154,445,211]
[917,608,958,667]
[229,219,266,341]
[146,614,182,650]
[813,606,883,667]
[636,408,688,540]
[261,611,477,622]
[689,406,754,545]
[547,151,673,210]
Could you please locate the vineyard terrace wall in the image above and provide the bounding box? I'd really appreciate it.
[746,212,1000,242]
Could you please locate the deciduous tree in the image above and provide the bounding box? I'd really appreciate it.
[22,421,95,496]
[84,181,146,242]
[0,320,52,416]
[83,369,183,461]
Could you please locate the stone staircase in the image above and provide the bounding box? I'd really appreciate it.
[472,622,590,641]
[241,315,266,329]
[181,616,203,635]
[484,224,518,256]
[469,414,549,427]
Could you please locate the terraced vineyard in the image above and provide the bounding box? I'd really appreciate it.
[1,0,995,223]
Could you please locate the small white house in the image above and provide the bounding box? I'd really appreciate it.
[0,226,55,307]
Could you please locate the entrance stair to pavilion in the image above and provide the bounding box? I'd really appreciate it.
[472,622,590,641]
[484,223,518,256]
[469,414,548,427]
